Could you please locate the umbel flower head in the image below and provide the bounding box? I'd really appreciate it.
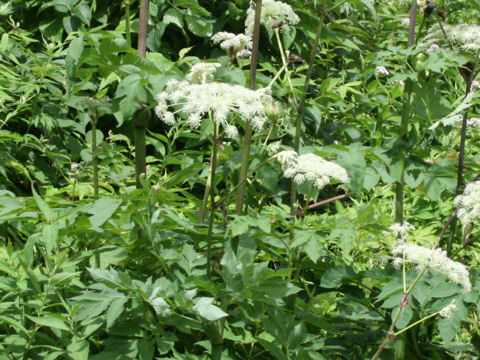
[392,242,471,292]
[155,63,273,138]
[454,180,480,227]
[245,0,300,35]
[275,150,350,189]
[211,32,252,59]
[420,24,480,53]
[388,222,415,241]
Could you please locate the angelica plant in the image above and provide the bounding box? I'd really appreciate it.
[372,222,471,360]
[211,32,252,61]
[155,62,273,275]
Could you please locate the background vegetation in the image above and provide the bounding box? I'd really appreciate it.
[0,0,480,359]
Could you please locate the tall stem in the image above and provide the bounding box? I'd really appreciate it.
[125,0,131,47]
[91,116,99,200]
[289,9,325,226]
[207,120,219,278]
[235,0,262,216]
[134,0,149,188]
[394,0,417,224]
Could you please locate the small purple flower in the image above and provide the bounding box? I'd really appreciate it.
[236,49,252,59]
[375,65,389,76]
[427,44,440,53]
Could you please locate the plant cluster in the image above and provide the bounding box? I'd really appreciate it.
[1,0,480,359]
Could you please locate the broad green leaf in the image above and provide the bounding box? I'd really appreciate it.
[26,314,70,331]
[40,223,58,255]
[192,297,228,321]
[86,197,122,228]
[106,297,128,329]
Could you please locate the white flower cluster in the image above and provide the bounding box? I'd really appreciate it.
[392,242,471,292]
[421,24,480,52]
[212,32,252,52]
[439,299,457,318]
[186,62,221,84]
[454,181,480,227]
[376,65,389,76]
[275,151,350,189]
[467,117,480,127]
[155,64,273,137]
[471,80,480,91]
[245,0,300,35]
[388,222,415,241]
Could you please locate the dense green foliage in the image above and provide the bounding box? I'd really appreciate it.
[1,0,480,359]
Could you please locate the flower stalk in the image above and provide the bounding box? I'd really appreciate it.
[235,0,262,216]
[207,115,220,278]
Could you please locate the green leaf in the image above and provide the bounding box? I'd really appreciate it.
[106,297,128,329]
[0,315,29,335]
[86,197,122,228]
[138,337,154,360]
[27,314,70,331]
[31,185,56,222]
[320,265,359,288]
[40,223,59,255]
[193,297,228,321]
[163,8,184,29]
[67,339,90,360]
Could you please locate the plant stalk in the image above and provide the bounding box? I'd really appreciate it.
[133,0,149,189]
[125,0,131,46]
[207,121,219,278]
[91,116,99,200]
[235,0,262,216]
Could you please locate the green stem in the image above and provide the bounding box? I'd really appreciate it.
[207,118,219,279]
[216,156,275,206]
[287,8,324,223]
[302,185,314,217]
[199,153,213,222]
[394,312,438,337]
[91,117,99,200]
[125,0,131,47]
[235,0,262,216]
[134,108,148,188]
[267,63,289,88]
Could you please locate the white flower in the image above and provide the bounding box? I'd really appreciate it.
[467,117,480,127]
[186,62,221,84]
[392,242,471,292]
[401,18,410,26]
[154,64,273,136]
[70,163,79,173]
[389,222,415,241]
[421,24,480,52]
[471,80,480,90]
[224,124,238,138]
[236,49,252,59]
[245,0,300,35]
[267,141,281,155]
[376,65,389,76]
[212,32,252,53]
[427,43,440,53]
[275,151,350,189]
[394,80,405,86]
[455,181,480,227]
[439,299,457,318]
